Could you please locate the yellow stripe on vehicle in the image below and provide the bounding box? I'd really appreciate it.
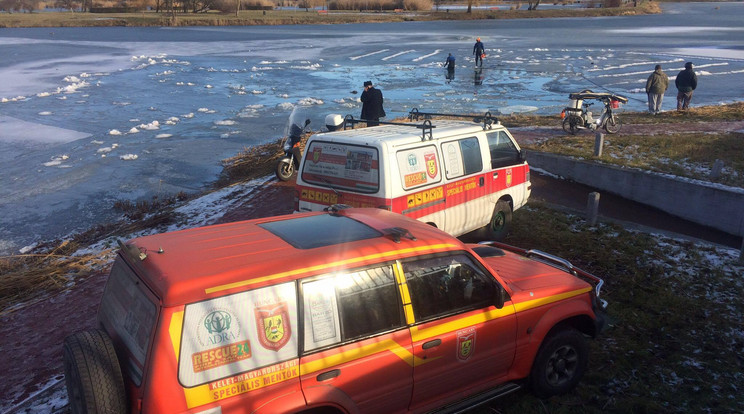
[393,261,416,325]
[205,243,459,294]
[299,337,426,376]
[169,310,185,360]
[512,287,592,314]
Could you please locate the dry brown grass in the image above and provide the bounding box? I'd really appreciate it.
[0,242,110,314]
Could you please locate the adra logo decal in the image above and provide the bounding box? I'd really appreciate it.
[198,309,241,347]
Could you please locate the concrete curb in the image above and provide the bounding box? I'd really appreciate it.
[527,151,744,237]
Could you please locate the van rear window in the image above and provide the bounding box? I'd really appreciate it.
[301,141,380,194]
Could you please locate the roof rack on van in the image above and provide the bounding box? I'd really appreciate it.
[408,108,500,131]
[342,114,435,141]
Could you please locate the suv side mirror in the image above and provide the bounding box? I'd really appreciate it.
[494,287,506,309]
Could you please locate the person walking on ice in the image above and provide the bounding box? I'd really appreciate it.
[473,37,485,67]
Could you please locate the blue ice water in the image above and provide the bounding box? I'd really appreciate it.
[1,2,743,254]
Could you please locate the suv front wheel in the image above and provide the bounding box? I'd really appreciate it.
[64,329,128,414]
[529,329,588,398]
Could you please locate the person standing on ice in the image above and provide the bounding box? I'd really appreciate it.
[360,80,385,126]
[473,37,485,67]
[444,53,456,82]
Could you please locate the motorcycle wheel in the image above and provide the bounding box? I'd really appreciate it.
[562,115,582,135]
[604,115,622,134]
[276,158,295,181]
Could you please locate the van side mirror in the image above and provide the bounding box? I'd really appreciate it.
[519,149,527,163]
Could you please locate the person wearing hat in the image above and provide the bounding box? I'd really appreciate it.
[360,81,385,126]
[675,62,698,111]
[473,37,485,67]
[645,64,669,115]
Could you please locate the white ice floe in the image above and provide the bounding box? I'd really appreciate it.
[155,133,172,139]
[91,140,104,145]
[137,121,160,130]
[38,111,52,115]
[97,147,112,153]
[42,155,69,167]
[182,112,195,118]
[109,129,122,135]
[214,120,236,126]
[128,127,140,134]
[298,97,324,106]
[36,92,51,97]
[120,154,138,160]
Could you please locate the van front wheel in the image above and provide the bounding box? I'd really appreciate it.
[64,329,127,414]
[483,200,512,240]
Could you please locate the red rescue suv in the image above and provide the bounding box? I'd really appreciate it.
[63,207,607,414]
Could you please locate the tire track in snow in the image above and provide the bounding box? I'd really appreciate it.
[350,49,390,61]
[382,50,416,61]
[413,49,443,62]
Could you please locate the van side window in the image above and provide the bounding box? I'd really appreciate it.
[302,266,404,352]
[395,145,442,190]
[402,254,496,322]
[441,137,483,179]
[487,131,520,169]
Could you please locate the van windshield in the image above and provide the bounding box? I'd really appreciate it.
[301,141,380,194]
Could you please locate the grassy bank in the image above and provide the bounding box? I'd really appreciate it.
[486,203,743,413]
[516,102,744,188]
[0,2,660,28]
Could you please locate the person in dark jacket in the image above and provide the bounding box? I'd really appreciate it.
[360,81,385,126]
[444,53,456,82]
[645,64,669,114]
[675,62,697,111]
[473,37,485,67]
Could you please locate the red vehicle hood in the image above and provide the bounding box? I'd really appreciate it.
[481,251,592,303]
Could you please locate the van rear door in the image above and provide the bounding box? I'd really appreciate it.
[298,140,383,210]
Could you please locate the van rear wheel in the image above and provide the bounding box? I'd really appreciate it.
[64,329,127,414]
[482,200,512,240]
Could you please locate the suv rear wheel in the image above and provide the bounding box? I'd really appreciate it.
[64,329,127,414]
[529,329,588,398]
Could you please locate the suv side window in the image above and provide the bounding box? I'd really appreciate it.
[402,254,496,322]
[441,137,483,179]
[486,130,520,169]
[302,265,404,353]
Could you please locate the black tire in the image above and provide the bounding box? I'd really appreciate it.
[562,115,582,135]
[276,157,294,181]
[529,329,589,398]
[482,200,512,240]
[64,329,127,414]
[604,114,622,134]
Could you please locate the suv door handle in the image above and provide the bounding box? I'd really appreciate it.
[316,369,340,382]
[422,339,442,350]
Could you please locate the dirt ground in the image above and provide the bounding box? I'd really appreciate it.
[2,119,742,411]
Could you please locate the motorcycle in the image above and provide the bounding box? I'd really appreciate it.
[275,108,311,181]
[560,90,628,135]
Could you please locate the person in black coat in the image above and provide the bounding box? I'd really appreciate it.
[675,62,698,111]
[360,81,385,126]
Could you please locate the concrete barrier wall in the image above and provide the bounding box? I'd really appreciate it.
[527,151,744,237]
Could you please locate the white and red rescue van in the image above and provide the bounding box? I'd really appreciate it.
[295,111,531,239]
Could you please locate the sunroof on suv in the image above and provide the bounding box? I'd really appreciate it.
[259,214,382,249]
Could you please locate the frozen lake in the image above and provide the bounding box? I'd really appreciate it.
[1,2,743,254]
